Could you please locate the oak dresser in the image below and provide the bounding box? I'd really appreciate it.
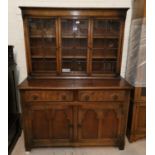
[18,7,132,151]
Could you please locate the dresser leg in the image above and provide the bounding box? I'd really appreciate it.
[118,139,125,150]
[117,136,125,150]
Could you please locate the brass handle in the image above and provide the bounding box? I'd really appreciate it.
[85,95,90,101]
[112,94,118,100]
[32,95,38,100]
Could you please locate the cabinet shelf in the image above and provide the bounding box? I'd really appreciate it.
[92,56,117,59]
[30,46,56,49]
[62,56,86,59]
[30,35,56,38]
[62,35,88,39]
[62,47,87,50]
[62,71,86,75]
[92,47,118,50]
[31,56,56,59]
[93,35,119,39]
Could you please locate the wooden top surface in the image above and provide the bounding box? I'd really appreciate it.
[19,7,128,18]
[18,78,132,90]
[19,7,129,10]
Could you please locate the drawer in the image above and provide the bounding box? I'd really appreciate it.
[78,90,126,101]
[24,90,74,102]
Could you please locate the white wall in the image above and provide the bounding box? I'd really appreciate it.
[8,0,132,83]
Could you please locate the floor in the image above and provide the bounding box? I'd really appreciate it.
[11,133,146,155]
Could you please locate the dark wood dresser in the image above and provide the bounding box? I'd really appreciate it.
[8,46,21,154]
[18,7,132,151]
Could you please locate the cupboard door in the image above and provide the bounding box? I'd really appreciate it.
[61,18,88,75]
[77,104,123,143]
[92,19,121,75]
[28,18,57,74]
[28,104,73,145]
[50,105,73,141]
[31,109,50,140]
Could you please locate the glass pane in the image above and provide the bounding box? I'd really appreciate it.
[92,59,116,74]
[61,19,88,37]
[94,20,107,36]
[62,48,87,58]
[62,38,87,48]
[62,59,86,72]
[108,20,120,35]
[92,38,118,59]
[28,18,57,73]
[93,19,120,36]
[30,38,56,57]
[32,58,56,72]
[29,18,55,37]
[61,18,88,74]
[92,49,117,58]
[93,38,118,48]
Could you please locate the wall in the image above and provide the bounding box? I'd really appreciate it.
[8,0,132,83]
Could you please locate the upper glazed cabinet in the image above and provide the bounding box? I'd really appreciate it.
[22,8,127,78]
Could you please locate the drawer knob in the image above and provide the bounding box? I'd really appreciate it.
[32,95,38,100]
[112,94,118,100]
[85,95,90,101]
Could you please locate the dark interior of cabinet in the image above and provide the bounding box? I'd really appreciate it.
[27,16,122,77]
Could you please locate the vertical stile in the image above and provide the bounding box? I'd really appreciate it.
[87,18,93,75]
[116,19,125,75]
[24,17,32,75]
[56,17,62,75]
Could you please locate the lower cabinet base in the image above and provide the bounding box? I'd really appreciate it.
[19,79,132,152]
[25,140,125,151]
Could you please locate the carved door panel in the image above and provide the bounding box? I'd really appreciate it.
[77,104,123,142]
[29,104,73,144]
[30,108,50,140]
[49,105,73,142]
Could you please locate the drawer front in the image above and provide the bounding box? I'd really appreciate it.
[78,90,126,101]
[24,90,74,102]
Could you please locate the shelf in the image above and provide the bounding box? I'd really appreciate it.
[61,71,87,75]
[62,47,87,50]
[32,71,56,73]
[31,56,56,59]
[62,35,88,39]
[93,35,119,39]
[30,46,56,49]
[62,56,87,59]
[30,35,56,38]
[92,56,117,59]
[92,47,118,50]
[92,72,116,75]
